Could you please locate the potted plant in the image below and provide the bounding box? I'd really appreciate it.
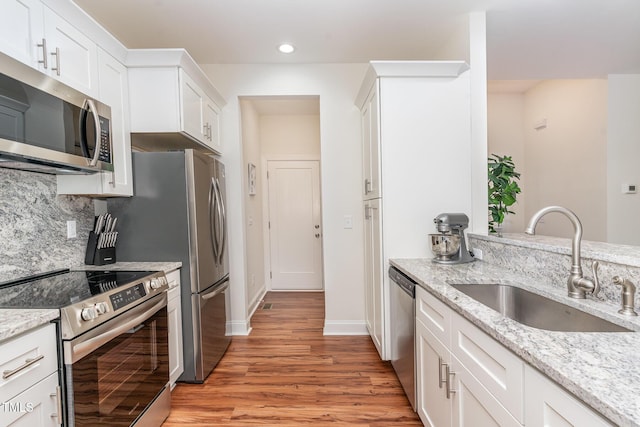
[488,154,521,235]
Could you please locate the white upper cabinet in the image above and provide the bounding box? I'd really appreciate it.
[42,6,98,97]
[127,50,225,154]
[0,0,45,67]
[0,1,98,97]
[57,48,133,196]
[361,82,381,200]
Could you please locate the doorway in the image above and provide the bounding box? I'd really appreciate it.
[240,96,323,312]
[267,160,323,290]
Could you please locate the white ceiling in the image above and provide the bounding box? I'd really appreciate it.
[73,0,640,79]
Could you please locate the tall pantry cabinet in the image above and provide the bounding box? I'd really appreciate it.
[357,61,474,360]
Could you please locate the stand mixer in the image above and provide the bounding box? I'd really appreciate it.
[429,213,475,264]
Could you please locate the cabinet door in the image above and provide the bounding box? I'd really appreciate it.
[167,270,184,388]
[203,98,221,153]
[179,69,205,143]
[524,365,614,427]
[2,372,61,427]
[43,7,98,96]
[451,312,523,422]
[416,318,452,427]
[57,49,133,196]
[96,49,132,196]
[362,83,381,200]
[450,355,521,427]
[363,199,384,357]
[0,0,44,68]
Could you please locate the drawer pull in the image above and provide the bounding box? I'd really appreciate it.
[2,355,44,379]
[50,385,63,424]
[438,356,447,389]
[445,364,457,399]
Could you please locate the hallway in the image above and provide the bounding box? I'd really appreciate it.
[163,292,421,426]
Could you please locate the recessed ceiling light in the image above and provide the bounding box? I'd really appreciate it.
[278,43,295,54]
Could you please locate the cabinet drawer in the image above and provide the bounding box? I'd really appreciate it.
[451,312,524,423]
[416,286,451,347]
[0,324,58,403]
[1,372,61,427]
[525,365,614,427]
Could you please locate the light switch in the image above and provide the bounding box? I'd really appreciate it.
[344,215,353,229]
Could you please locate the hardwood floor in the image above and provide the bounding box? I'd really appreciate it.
[163,291,421,426]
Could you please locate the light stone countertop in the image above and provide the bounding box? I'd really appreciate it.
[73,261,182,274]
[390,258,640,427]
[0,309,59,343]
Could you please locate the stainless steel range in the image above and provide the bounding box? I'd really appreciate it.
[0,269,170,427]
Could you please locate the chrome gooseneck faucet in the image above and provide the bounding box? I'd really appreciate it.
[525,206,600,299]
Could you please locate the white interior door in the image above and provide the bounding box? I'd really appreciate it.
[267,160,323,290]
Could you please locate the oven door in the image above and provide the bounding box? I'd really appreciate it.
[63,294,169,427]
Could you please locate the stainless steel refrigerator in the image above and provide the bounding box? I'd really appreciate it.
[108,149,230,383]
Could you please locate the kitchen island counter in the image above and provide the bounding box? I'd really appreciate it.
[391,258,640,427]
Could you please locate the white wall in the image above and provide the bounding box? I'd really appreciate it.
[523,79,607,241]
[202,63,368,335]
[240,100,267,314]
[260,114,321,157]
[487,93,526,232]
[607,74,640,245]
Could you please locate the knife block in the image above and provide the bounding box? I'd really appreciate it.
[85,231,116,265]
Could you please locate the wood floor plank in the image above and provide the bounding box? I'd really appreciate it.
[163,291,421,426]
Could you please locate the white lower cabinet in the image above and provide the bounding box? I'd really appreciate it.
[416,319,451,427]
[0,324,61,427]
[3,373,61,427]
[524,365,614,427]
[167,269,184,389]
[415,285,613,427]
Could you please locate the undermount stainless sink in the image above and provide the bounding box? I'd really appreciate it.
[450,283,632,332]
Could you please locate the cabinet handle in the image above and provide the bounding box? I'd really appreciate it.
[445,364,457,399]
[315,233,320,238]
[438,356,447,389]
[2,354,44,379]
[364,178,372,194]
[37,38,48,69]
[364,206,371,220]
[50,385,62,425]
[51,47,61,76]
[208,123,212,140]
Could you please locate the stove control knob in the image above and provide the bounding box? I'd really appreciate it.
[81,306,98,321]
[95,302,108,315]
[150,277,164,290]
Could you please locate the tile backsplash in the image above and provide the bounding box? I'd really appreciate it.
[0,169,94,282]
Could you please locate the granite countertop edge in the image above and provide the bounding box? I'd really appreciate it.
[72,261,182,273]
[390,258,640,427]
[0,309,59,343]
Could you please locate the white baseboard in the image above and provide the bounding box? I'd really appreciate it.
[323,320,368,336]
[228,320,252,336]
[248,288,267,318]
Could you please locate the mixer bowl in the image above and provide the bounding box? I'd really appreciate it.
[429,234,461,259]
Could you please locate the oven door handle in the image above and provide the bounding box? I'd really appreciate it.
[67,295,166,364]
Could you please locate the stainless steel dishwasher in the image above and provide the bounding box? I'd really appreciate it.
[389,266,416,410]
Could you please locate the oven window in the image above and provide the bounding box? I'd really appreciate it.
[67,307,168,426]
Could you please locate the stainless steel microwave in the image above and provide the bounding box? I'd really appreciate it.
[0,51,113,175]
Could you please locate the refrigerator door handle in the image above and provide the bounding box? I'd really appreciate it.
[202,280,230,300]
[214,177,227,265]
[208,177,219,261]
